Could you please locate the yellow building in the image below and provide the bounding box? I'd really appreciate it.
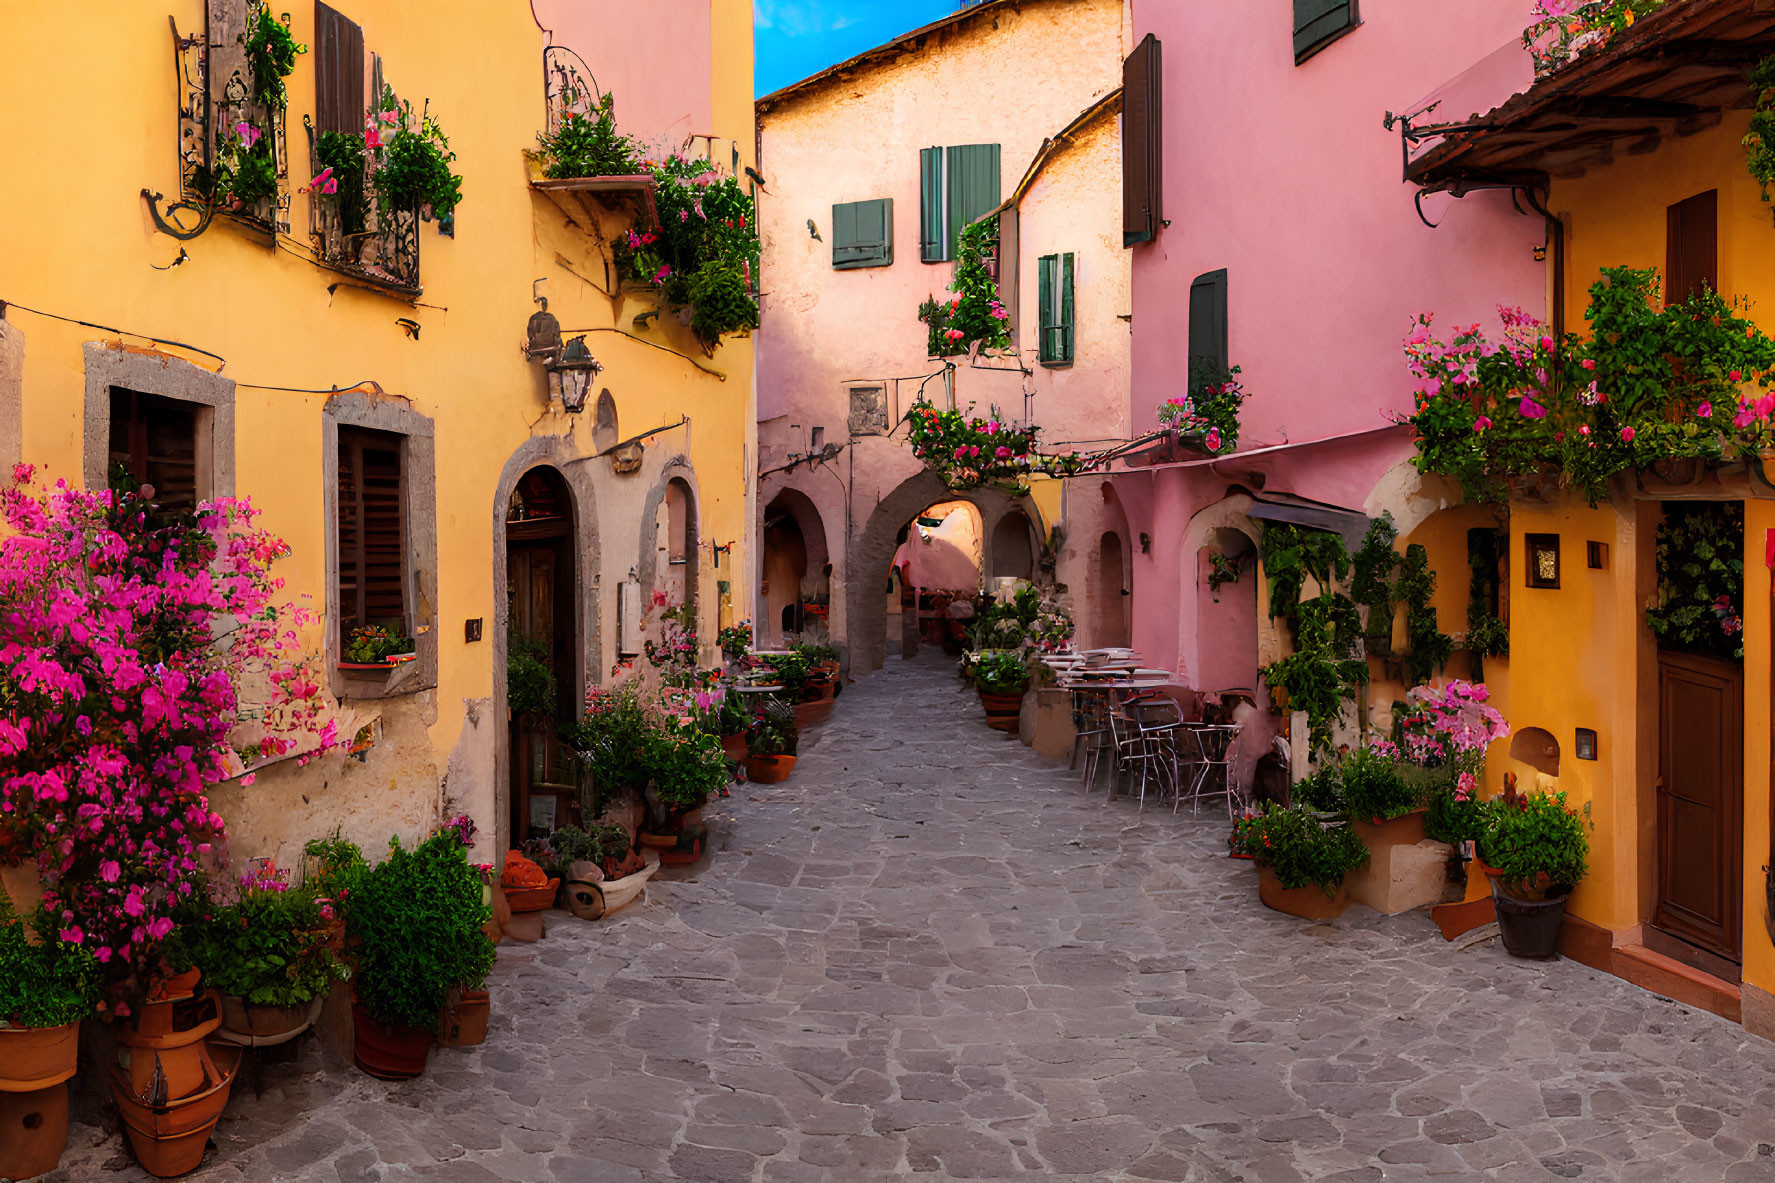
[1409,0,1775,1036]
[0,0,757,863]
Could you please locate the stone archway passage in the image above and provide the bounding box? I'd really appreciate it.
[763,488,832,647]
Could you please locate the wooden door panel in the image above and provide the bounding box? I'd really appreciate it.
[1655,652,1742,961]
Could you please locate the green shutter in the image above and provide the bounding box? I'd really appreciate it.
[833,199,893,269]
[1294,0,1354,62]
[946,144,1001,258]
[920,148,945,262]
[1188,269,1229,375]
[1037,254,1056,363]
[1059,252,1075,364]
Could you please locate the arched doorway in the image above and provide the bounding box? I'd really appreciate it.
[762,488,832,647]
[654,475,698,617]
[505,465,580,842]
[989,509,1037,587]
[1094,531,1130,648]
[1195,526,1257,692]
[892,500,983,655]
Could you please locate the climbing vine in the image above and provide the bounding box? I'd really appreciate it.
[1647,501,1744,660]
[1350,513,1402,644]
[1258,524,1350,622]
[1206,551,1243,597]
[1399,544,1453,686]
[919,218,1011,358]
[1746,56,1775,204]
[1261,594,1368,754]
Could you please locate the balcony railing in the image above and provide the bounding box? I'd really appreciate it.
[304,117,422,297]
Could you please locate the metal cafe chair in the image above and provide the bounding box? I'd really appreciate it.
[1110,694,1181,812]
[1070,685,1116,793]
[1177,723,1243,817]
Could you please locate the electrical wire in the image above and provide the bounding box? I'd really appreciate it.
[0,298,227,366]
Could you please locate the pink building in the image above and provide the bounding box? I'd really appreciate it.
[1105,0,1545,700]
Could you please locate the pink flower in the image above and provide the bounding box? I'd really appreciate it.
[954,446,968,459]
[380,109,399,125]
[364,126,385,150]
[310,167,337,195]
[1581,358,1596,371]
[967,445,980,458]
[1731,370,1744,382]
[1619,426,1635,443]
[235,122,260,150]
[1205,427,1222,451]
[1473,416,1492,432]
[10,463,32,484]
[1519,396,1547,419]
[1698,402,1713,418]
[995,446,1011,459]
[99,860,120,883]
[653,264,673,283]
[945,329,965,341]
[1539,335,1554,351]
[59,927,84,945]
[240,773,256,787]
[679,209,690,222]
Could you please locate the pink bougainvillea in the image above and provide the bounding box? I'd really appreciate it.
[0,473,335,1009]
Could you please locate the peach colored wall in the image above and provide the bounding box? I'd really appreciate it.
[1112,0,1546,681]
[532,0,714,155]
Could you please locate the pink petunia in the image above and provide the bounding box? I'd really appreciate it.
[1205,427,1222,451]
[1698,402,1713,418]
[235,122,261,149]
[1620,426,1635,443]
[1473,416,1492,433]
[1519,396,1547,420]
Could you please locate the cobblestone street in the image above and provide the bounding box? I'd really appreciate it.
[59,655,1775,1182]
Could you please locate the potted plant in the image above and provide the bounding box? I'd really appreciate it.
[346,828,495,1079]
[341,624,416,669]
[0,903,98,1182]
[506,629,557,719]
[715,688,751,762]
[973,649,1031,732]
[1338,749,1428,841]
[186,862,348,1044]
[637,720,728,865]
[1234,803,1369,920]
[745,701,799,784]
[564,682,656,819]
[717,621,752,664]
[1477,786,1589,959]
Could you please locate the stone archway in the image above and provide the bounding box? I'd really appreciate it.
[637,458,703,628]
[845,468,1029,675]
[762,487,833,647]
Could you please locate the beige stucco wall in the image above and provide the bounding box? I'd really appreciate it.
[755,0,1130,671]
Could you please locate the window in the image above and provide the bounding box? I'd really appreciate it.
[832,199,893,269]
[1122,33,1163,246]
[109,389,200,511]
[1188,269,1229,376]
[336,426,408,637]
[1666,189,1718,305]
[314,1,365,134]
[1294,0,1359,64]
[1038,253,1075,366]
[919,144,1000,262]
[1525,533,1561,589]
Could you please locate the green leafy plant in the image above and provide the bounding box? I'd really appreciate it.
[1337,748,1423,823]
[919,217,1011,357]
[539,92,644,179]
[302,831,368,900]
[1477,786,1590,897]
[1158,359,1247,453]
[506,630,557,717]
[316,130,369,236]
[643,720,729,817]
[1290,764,1345,814]
[1399,544,1452,686]
[542,825,604,870]
[346,830,494,1035]
[1425,783,1488,845]
[243,6,305,110]
[0,901,99,1029]
[1523,0,1667,76]
[972,649,1031,696]
[1260,523,1350,621]
[1647,501,1743,660]
[1261,595,1368,753]
[1350,513,1402,642]
[185,876,348,1008]
[375,98,463,220]
[717,621,752,661]
[1466,529,1509,680]
[564,682,656,813]
[343,624,414,664]
[791,642,840,667]
[1206,551,1243,596]
[1747,55,1775,202]
[761,652,811,702]
[745,699,799,757]
[1233,803,1369,895]
[613,152,760,346]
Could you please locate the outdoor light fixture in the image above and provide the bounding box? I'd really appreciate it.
[1575,728,1597,761]
[1525,533,1560,589]
[525,298,603,414]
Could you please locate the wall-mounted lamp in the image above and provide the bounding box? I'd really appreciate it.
[525,297,603,413]
[1574,727,1597,761]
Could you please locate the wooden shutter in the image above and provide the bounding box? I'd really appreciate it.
[832,199,893,269]
[1037,254,1056,362]
[1188,269,1229,373]
[337,426,408,634]
[1666,189,1718,306]
[1038,253,1075,365]
[946,144,1000,258]
[1123,34,1163,247]
[108,389,199,511]
[1294,0,1356,63]
[1059,252,1075,364]
[314,2,365,134]
[920,148,945,262]
[998,206,1020,345]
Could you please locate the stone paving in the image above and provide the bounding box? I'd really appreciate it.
[55,654,1775,1181]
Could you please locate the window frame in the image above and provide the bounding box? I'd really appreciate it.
[323,393,438,699]
[1037,252,1076,367]
[831,198,894,270]
[1293,0,1360,65]
[82,342,235,503]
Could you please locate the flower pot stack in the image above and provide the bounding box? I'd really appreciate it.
[109,973,243,1178]
[499,851,557,942]
[794,663,839,729]
[0,1019,80,1181]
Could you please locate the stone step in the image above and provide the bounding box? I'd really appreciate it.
[1612,943,1742,1024]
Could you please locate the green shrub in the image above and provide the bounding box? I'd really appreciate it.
[1478,789,1589,895]
[185,882,348,1009]
[0,903,99,1029]
[347,830,494,1035]
[539,93,643,179]
[972,649,1031,696]
[1291,764,1345,813]
[1235,804,1369,895]
[745,699,798,757]
[1425,785,1487,844]
[506,630,557,717]
[1339,749,1423,823]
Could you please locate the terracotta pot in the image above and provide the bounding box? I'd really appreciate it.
[636,831,678,849]
[0,1021,80,1092]
[352,1001,434,1080]
[720,734,748,762]
[484,877,512,944]
[148,967,202,1003]
[745,754,796,784]
[1257,865,1351,920]
[501,879,559,913]
[110,1040,241,1178]
[1354,809,1427,847]
[0,1082,69,1181]
[219,997,314,1043]
[115,991,225,1102]
[503,910,544,942]
[794,699,834,728]
[659,825,706,867]
[978,690,1025,732]
[439,988,490,1048]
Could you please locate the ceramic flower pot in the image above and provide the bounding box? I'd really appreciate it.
[978,690,1026,732]
[147,967,203,1003]
[0,1021,80,1092]
[352,1001,434,1080]
[745,754,796,784]
[218,997,317,1044]
[110,1040,241,1178]
[439,988,490,1048]
[1257,865,1351,921]
[793,698,834,728]
[720,734,748,762]
[114,990,225,1102]
[1490,879,1570,960]
[0,1081,70,1181]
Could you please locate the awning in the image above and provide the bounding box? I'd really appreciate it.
[1243,492,1371,550]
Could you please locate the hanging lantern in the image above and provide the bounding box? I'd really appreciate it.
[553,336,603,414]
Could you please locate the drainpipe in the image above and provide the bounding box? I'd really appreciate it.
[1521,187,1565,341]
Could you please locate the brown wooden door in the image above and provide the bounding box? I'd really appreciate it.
[509,536,576,842]
[1655,651,1743,962]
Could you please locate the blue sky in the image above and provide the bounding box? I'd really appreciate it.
[755,1,958,96]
